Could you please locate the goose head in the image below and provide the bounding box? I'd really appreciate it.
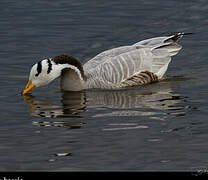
[22,54,86,95]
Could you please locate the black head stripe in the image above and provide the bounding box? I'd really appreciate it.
[47,59,52,74]
[35,61,42,77]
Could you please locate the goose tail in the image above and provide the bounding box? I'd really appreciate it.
[152,32,193,79]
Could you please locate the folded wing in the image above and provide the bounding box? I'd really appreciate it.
[84,33,183,89]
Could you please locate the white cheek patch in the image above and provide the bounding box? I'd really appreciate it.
[29,64,37,80]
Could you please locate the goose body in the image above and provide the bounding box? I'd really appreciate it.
[23,32,186,94]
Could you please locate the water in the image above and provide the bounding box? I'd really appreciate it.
[1,0,208,171]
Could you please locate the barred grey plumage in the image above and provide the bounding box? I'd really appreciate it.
[83,32,184,90]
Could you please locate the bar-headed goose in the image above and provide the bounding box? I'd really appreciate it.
[23,32,188,94]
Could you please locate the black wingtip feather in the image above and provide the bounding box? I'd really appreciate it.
[167,32,194,36]
[164,32,194,43]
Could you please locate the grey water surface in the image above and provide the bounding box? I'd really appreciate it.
[1,0,208,171]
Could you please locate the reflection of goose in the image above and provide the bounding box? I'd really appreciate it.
[87,87,181,110]
[24,80,188,119]
[23,33,187,94]
[24,91,86,118]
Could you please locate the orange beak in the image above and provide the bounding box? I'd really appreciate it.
[22,80,36,95]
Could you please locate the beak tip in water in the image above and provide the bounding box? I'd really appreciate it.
[22,80,36,95]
